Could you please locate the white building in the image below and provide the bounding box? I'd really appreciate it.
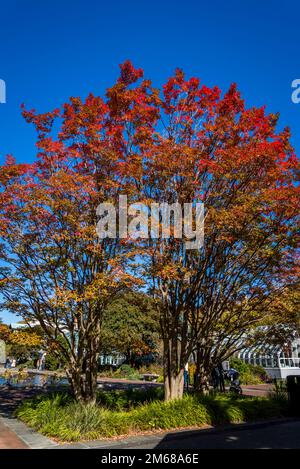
[237,336,300,379]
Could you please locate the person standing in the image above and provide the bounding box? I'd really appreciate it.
[184,362,189,390]
[217,362,225,392]
[41,352,47,370]
[4,357,11,369]
[37,349,44,370]
[212,366,220,390]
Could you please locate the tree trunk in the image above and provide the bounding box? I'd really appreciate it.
[194,362,211,394]
[193,346,212,395]
[67,354,99,404]
[164,369,184,400]
[163,338,185,401]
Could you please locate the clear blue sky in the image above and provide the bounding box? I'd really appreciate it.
[0,0,299,322]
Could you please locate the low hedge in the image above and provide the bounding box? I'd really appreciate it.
[16,391,288,442]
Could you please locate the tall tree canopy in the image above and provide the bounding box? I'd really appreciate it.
[138,69,299,397]
[0,67,145,401]
[0,61,299,401]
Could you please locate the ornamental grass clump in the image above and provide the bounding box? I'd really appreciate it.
[16,391,288,442]
[130,395,211,431]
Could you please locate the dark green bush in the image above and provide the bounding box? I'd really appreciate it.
[97,387,164,410]
[45,352,66,371]
[113,364,141,380]
[229,358,269,384]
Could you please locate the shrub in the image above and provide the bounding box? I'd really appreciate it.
[131,395,211,430]
[60,402,107,438]
[16,390,288,442]
[229,358,269,384]
[19,359,35,369]
[114,364,141,380]
[98,364,164,382]
[45,354,61,371]
[268,379,288,405]
[237,371,262,385]
[97,387,164,410]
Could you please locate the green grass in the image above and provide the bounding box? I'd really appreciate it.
[15,390,289,442]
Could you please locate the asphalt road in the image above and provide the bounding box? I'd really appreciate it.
[157,420,300,449]
[98,419,300,449]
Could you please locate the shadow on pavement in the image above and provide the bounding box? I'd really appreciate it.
[154,419,300,449]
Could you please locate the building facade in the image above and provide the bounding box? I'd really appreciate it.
[237,336,300,379]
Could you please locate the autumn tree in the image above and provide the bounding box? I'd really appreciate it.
[7,329,42,363]
[0,323,11,342]
[246,284,300,351]
[0,65,155,401]
[110,66,299,399]
[0,323,42,362]
[201,284,300,375]
[0,150,127,401]
[0,61,299,402]
[8,329,42,347]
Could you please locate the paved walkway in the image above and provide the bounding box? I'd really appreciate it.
[0,388,58,449]
[241,384,272,397]
[0,418,28,449]
[0,367,273,395]
[0,415,57,449]
[143,419,300,449]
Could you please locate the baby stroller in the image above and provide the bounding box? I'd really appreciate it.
[226,368,242,395]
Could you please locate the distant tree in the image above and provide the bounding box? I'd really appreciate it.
[246,285,300,350]
[9,329,42,348]
[0,323,11,342]
[0,324,42,362]
[101,292,160,366]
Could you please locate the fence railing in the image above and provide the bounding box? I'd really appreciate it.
[240,355,300,369]
[279,357,300,368]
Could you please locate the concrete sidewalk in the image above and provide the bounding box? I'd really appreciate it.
[1,415,298,450]
[0,415,58,449]
[0,388,58,449]
[0,417,28,449]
